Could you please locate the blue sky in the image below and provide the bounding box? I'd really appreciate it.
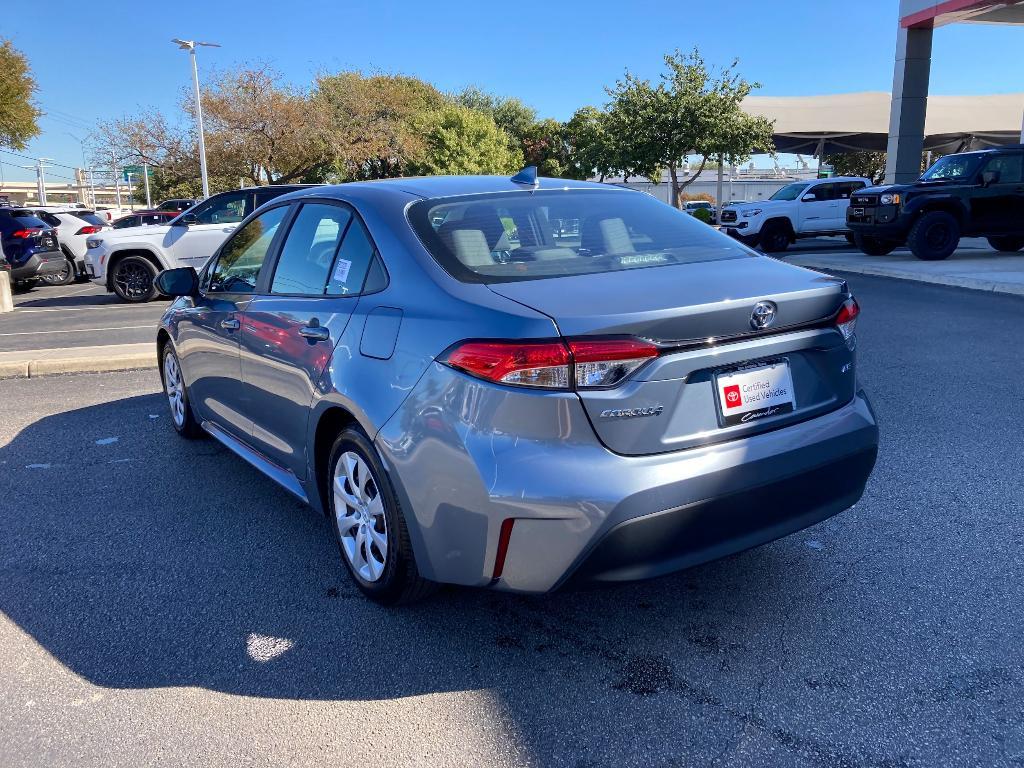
[4,0,1024,182]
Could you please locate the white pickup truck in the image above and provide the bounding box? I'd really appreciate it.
[85,185,312,302]
[719,177,871,252]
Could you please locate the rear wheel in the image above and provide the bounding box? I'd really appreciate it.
[987,235,1024,253]
[111,255,158,302]
[161,344,202,438]
[907,211,960,261]
[328,428,436,605]
[40,258,75,286]
[853,233,898,256]
[759,221,791,253]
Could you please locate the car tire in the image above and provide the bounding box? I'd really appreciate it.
[733,232,760,248]
[161,344,203,439]
[759,221,791,253]
[907,211,960,261]
[111,255,158,302]
[986,236,1024,253]
[40,258,75,286]
[853,233,898,256]
[328,428,436,605]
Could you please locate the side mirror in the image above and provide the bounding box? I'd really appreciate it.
[175,213,199,226]
[155,267,198,297]
[801,194,817,202]
[981,169,1000,187]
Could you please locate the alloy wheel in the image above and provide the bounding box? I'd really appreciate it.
[333,451,388,582]
[163,352,186,428]
[114,261,152,300]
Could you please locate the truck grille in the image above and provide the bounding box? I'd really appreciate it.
[720,209,738,224]
[851,194,877,207]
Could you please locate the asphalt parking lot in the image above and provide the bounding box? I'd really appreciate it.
[1,273,1023,767]
[2,281,168,352]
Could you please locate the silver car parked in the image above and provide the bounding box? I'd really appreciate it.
[156,171,878,604]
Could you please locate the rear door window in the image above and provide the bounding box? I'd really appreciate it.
[326,218,377,295]
[982,153,1023,184]
[270,203,351,295]
[73,212,107,227]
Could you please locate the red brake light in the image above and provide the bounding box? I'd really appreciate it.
[75,225,102,235]
[835,297,860,340]
[11,229,36,239]
[443,337,659,390]
[446,341,570,388]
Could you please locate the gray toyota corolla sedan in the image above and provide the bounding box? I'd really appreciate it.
[155,170,878,604]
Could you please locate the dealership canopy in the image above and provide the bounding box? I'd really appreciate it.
[742,92,1024,154]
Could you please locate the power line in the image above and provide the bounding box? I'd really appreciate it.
[0,148,78,170]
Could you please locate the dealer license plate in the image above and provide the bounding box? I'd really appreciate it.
[716,361,795,426]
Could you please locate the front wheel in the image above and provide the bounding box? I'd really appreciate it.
[111,255,158,302]
[161,345,202,438]
[40,258,75,286]
[854,233,898,256]
[987,236,1024,253]
[328,428,436,605]
[907,211,960,261]
[759,222,791,253]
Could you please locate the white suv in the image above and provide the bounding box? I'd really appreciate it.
[27,207,110,285]
[85,185,312,302]
[720,177,871,252]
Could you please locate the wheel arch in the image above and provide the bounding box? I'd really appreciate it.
[155,329,172,385]
[312,405,362,517]
[911,199,967,226]
[104,248,166,291]
[763,216,796,240]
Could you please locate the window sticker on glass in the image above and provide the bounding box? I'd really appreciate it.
[332,258,352,285]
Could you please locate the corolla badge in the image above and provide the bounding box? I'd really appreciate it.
[750,301,777,330]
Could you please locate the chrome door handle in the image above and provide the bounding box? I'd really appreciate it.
[299,325,330,341]
[220,318,240,331]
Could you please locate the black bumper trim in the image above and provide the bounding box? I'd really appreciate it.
[562,446,877,587]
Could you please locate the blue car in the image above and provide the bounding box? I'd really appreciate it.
[0,207,64,283]
[154,172,878,604]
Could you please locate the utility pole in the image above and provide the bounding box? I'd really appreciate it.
[142,162,152,208]
[113,169,122,209]
[20,159,53,205]
[172,39,221,199]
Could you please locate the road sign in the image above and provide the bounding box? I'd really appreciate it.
[123,165,154,181]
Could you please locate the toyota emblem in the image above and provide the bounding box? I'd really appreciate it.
[750,301,777,330]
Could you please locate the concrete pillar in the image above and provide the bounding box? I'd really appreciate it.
[0,271,13,313]
[884,24,933,184]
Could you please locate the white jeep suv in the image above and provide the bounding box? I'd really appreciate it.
[85,185,312,302]
[720,177,870,253]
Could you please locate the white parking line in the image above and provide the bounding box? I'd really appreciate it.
[0,325,154,337]
[14,304,161,314]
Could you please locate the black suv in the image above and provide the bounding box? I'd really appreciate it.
[0,206,64,283]
[847,146,1024,260]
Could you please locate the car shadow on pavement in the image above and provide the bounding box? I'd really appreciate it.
[0,391,883,763]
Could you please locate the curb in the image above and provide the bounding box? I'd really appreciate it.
[0,352,156,380]
[788,257,1024,297]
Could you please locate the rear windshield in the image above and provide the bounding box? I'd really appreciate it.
[407,189,749,284]
[10,212,48,228]
[73,212,106,227]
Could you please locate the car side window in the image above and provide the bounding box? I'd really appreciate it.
[206,206,288,294]
[806,184,835,202]
[271,203,352,295]
[834,182,864,199]
[190,191,250,225]
[982,154,1023,185]
[326,217,377,296]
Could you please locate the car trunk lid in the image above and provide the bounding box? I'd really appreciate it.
[487,257,857,455]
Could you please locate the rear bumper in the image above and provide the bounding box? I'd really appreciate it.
[377,361,880,594]
[11,251,64,280]
[562,445,875,587]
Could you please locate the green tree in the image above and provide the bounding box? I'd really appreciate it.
[409,105,523,176]
[0,39,41,150]
[521,119,571,177]
[824,151,887,184]
[605,48,774,208]
[316,71,447,180]
[563,106,617,181]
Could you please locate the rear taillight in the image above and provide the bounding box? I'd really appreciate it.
[75,226,102,235]
[11,229,36,239]
[443,337,659,390]
[835,297,860,341]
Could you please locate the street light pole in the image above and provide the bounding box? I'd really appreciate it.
[21,159,53,205]
[172,38,220,200]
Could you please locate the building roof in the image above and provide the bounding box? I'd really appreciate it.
[742,91,1024,154]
